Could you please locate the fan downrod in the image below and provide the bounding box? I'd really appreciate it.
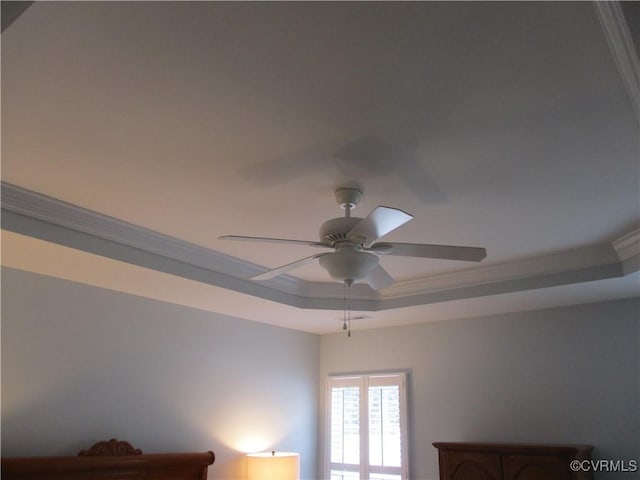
[335,188,363,217]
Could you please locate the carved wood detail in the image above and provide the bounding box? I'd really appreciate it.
[78,438,142,456]
[433,443,593,480]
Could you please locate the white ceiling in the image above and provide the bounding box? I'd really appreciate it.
[1,1,638,334]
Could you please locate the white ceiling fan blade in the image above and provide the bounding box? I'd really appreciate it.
[252,253,330,281]
[369,242,487,262]
[347,206,413,248]
[366,264,395,290]
[219,235,328,248]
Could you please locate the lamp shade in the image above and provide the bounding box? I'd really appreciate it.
[246,452,300,480]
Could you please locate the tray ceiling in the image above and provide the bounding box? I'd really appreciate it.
[1,1,638,333]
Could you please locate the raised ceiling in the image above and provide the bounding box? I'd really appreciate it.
[2,1,638,333]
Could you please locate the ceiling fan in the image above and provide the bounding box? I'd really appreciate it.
[220,187,486,290]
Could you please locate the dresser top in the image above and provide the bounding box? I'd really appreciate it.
[433,442,593,455]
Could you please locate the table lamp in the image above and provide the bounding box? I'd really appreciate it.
[246,451,299,480]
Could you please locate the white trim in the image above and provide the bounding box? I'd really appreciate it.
[612,228,640,262]
[380,244,621,299]
[1,182,305,295]
[594,1,640,118]
[612,227,640,275]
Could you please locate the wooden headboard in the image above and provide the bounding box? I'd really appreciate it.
[1,439,215,480]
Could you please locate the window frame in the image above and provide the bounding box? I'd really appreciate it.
[325,372,409,480]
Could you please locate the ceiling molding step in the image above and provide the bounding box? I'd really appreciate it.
[621,256,640,276]
[301,280,376,300]
[0,183,377,309]
[380,261,624,311]
[0,182,305,296]
[1,209,312,308]
[2,209,373,312]
[612,227,640,260]
[594,0,640,117]
[612,227,640,274]
[379,244,622,300]
[303,295,380,313]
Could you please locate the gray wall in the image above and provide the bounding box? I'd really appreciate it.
[1,267,320,480]
[3,266,639,480]
[320,298,640,480]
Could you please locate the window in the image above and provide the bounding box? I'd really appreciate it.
[326,373,409,480]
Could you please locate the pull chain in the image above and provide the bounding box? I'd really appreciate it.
[342,279,352,337]
[342,281,347,331]
[347,281,351,337]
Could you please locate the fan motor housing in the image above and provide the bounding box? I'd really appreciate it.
[319,217,363,246]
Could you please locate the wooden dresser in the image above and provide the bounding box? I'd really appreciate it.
[433,442,593,480]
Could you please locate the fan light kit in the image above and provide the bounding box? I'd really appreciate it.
[220,187,487,335]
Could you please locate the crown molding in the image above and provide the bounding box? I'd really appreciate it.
[1,182,634,312]
[380,244,621,300]
[612,227,640,274]
[594,0,640,118]
[612,228,640,260]
[1,183,308,298]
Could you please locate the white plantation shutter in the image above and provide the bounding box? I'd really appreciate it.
[327,374,408,480]
[368,384,401,468]
[331,385,360,465]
